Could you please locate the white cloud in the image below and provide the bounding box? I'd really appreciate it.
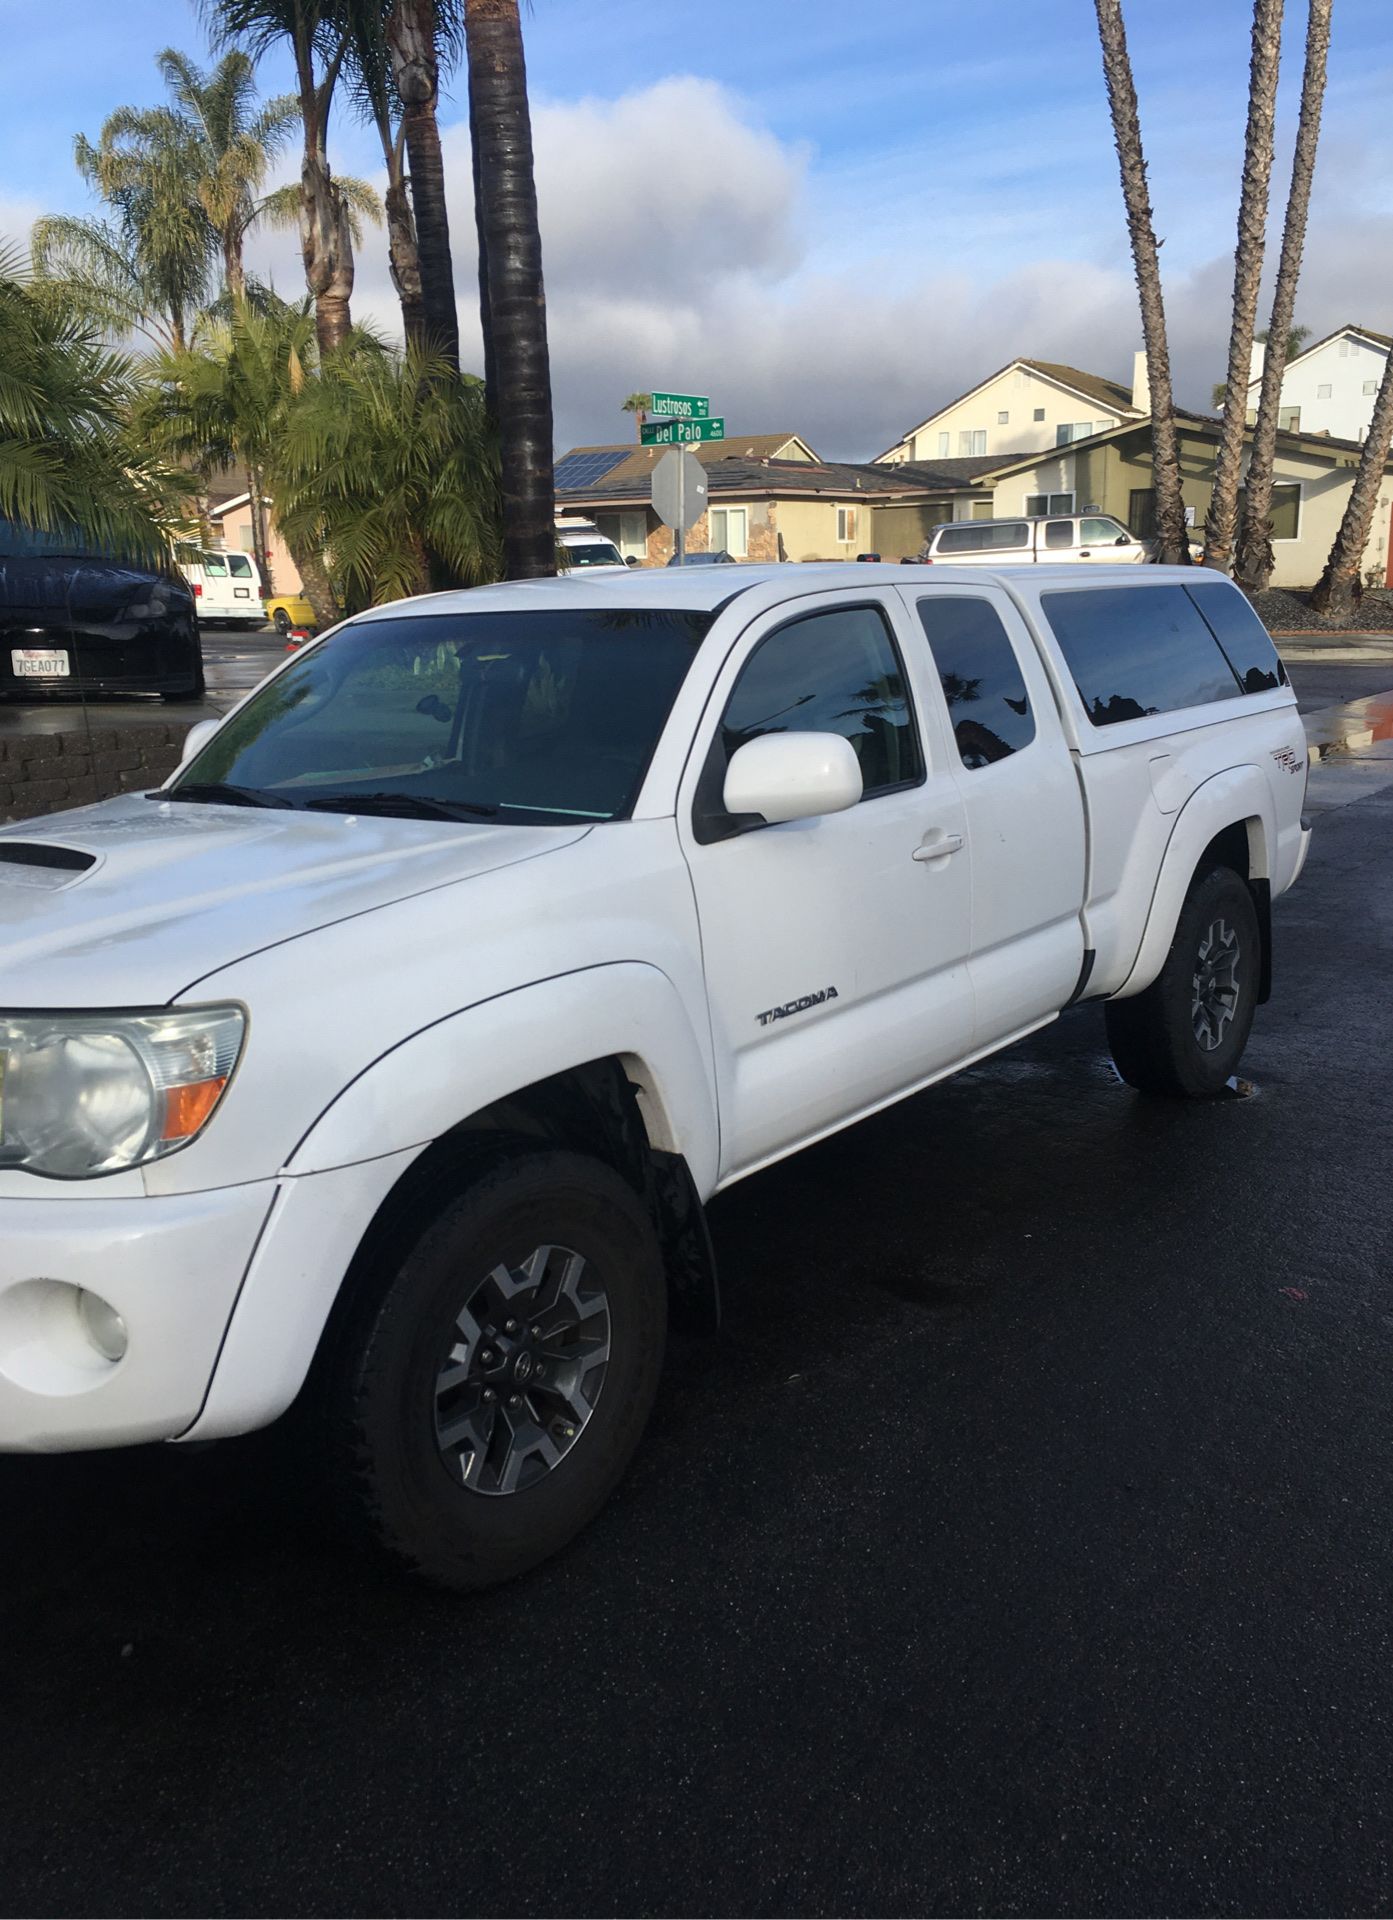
[241,75,1393,461]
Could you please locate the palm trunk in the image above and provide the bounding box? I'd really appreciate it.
[466,0,555,579]
[384,157,425,349]
[248,464,274,595]
[1202,0,1283,574]
[1094,0,1189,566]
[468,53,497,416]
[389,0,460,368]
[293,34,354,359]
[1308,355,1393,614]
[224,229,247,306]
[283,526,341,630]
[1236,0,1332,592]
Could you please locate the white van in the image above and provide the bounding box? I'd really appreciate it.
[183,549,267,626]
[556,519,630,574]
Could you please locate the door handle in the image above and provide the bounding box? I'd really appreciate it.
[912,831,964,862]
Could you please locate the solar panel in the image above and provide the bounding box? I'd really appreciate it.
[554,450,630,492]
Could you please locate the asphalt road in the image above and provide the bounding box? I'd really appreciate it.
[3,751,1392,1917]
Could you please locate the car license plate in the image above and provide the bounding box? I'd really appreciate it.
[234,586,251,597]
[12,648,70,678]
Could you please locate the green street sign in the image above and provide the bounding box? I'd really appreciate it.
[641,416,725,446]
[649,391,710,420]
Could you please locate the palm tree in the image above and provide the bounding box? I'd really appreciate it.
[1093,0,1189,565]
[150,49,299,304]
[465,0,555,578]
[622,392,652,441]
[1211,328,1311,415]
[1237,7,1332,589]
[138,297,342,624]
[387,0,461,365]
[1202,0,1283,574]
[1308,354,1393,614]
[0,243,190,559]
[206,0,365,355]
[32,107,217,352]
[273,343,500,603]
[340,0,424,345]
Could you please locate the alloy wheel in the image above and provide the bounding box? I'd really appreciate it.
[1191,916,1241,1052]
[433,1243,612,1496]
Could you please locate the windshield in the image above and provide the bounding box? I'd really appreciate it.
[174,607,712,823]
[563,541,625,568]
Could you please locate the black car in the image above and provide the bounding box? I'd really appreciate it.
[666,549,737,566]
[0,520,204,701]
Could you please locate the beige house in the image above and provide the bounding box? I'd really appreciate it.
[875,357,1146,466]
[1243,323,1391,444]
[980,412,1393,590]
[554,434,974,566]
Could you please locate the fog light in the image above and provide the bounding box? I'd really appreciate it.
[76,1289,128,1363]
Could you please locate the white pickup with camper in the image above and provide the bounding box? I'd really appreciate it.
[0,563,1308,1588]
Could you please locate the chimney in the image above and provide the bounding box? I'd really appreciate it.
[1131,349,1149,412]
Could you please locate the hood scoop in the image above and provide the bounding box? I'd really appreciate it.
[0,842,98,891]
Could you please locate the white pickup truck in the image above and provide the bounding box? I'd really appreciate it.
[0,564,1309,1588]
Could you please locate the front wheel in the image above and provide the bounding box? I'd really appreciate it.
[1105,864,1260,1097]
[323,1150,667,1590]
[272,607,292,636]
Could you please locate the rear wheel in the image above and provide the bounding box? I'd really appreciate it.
[322,1150,666,1590]
[1105,864,1260,1097]
[272,607,292,636]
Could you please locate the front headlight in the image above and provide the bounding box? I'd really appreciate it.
[0,1006,245,1178]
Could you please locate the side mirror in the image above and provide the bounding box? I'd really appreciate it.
[722,732,863,827]
[625,555,642,567]
[1114,533,1132,545]
[180,718,221,765]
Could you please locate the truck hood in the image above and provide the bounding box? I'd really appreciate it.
[0,794,590,1008]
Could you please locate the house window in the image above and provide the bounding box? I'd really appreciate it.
[938,432,950,456]
[1317,383,1333,399]
[1278,406,1301,432]
[709,506,748,558]
[1364,380,1378,396]
[238,525,256,552]
[1026,492,1075,514]
[1055,421,1093,446]
[1033,408,1046,421]
[958,430,987,456]
[1339,338,1352,357]
[1128,488,1157,538]
[997,411,1009,425]
[836,506,858,543]
[1236,482,1300,541]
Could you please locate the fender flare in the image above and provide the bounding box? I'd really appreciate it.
[1112,766,1274,1001]
[284,960,721,1198]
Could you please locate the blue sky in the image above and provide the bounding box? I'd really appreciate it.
[4,0,1392,455]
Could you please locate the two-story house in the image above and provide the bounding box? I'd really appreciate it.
[1243,324,1391,442]
[875,356,1147,466]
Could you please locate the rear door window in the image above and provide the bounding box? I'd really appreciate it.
[1042,585,1242,726]
[916,597,1035,768]
[228,554,255,579]
[936,522,1029,554]
[1185,581,1288,693]
[203,553,228,577]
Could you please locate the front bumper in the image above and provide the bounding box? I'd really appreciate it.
[0,1184,276,1451]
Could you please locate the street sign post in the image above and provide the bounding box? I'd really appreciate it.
[651,449,707,555]
[649,391,711,420]
[640,416,725,447]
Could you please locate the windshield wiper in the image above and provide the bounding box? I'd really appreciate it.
[160,782,292,809]
[300,791,499,821]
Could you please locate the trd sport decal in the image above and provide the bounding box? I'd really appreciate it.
[756,987,839,1027]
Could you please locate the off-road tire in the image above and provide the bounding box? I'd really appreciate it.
[322,1150,666,1591]
[1105,864,1260,1097]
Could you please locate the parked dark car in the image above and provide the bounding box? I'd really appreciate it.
[666,549,736,567]
[0,520,204,701]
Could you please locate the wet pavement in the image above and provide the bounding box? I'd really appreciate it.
[3,753,1393,1917]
